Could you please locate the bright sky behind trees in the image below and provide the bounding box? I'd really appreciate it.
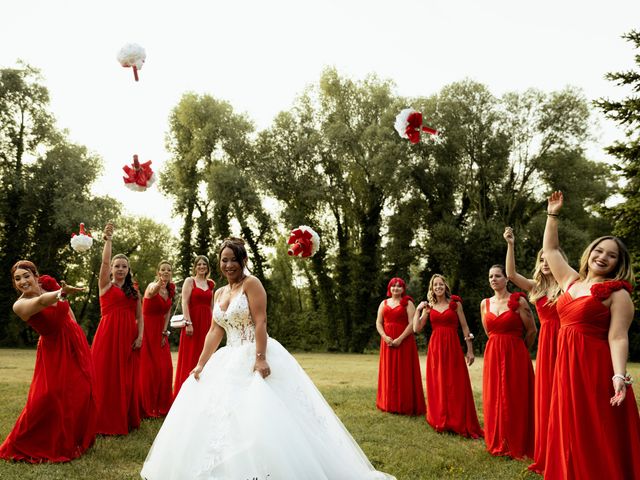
[1,0,638,231]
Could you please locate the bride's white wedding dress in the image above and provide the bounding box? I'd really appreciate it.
[141,288,396,480]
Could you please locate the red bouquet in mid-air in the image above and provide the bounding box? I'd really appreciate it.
[123,154,156,192]
[287,226,320,258]
[394,108,440,144]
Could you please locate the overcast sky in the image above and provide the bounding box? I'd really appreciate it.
[1,0,638,233]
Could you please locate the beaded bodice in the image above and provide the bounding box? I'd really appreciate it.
[213,291,256,346]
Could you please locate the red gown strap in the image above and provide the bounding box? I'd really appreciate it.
[591,280,633,300]
[449,295,462,310]
[566,278,579,293]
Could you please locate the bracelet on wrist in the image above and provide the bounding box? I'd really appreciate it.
[56,289,67,301]
[184,320,193,326]
[162,330,170,336]
[464,333,475,341]
[546,213,559,217]
[613,373,633,385]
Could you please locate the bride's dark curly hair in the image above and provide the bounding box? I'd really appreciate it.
[111,254,139,299]
[218,237,249,274]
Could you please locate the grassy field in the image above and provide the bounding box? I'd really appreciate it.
[1,350,639,479]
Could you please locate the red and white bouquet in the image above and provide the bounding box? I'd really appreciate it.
[287,226,320,258]
[70,223,93,252]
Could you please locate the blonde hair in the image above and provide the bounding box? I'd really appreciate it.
[192,255,210,277]
[529,248,567,305]
[578,236,634,284]
[427,274,452,306]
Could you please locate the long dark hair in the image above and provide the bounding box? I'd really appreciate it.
[218,237,249,273]
[112,254,138,299]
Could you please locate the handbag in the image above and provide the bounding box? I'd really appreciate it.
[169,292,186,328]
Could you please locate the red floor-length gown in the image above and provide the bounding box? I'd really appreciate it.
[173,279,214,398]
[426,297,483,438]
[92,285,140,435]
[528,296,560,474]
[544,281,640,479]
[377,300,426,415]
[139,292,174,418]
[482,292,535,459]
[0,300,97,462]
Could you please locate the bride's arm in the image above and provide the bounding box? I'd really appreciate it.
[244,276,270,378]
[192,290,225,380]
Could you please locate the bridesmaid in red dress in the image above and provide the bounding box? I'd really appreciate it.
[173,255,214,397]
[376,277,425,415]
[503,227,566,474]
[481,264,536,459]
[413,274,482,438]
[139,260,175,418]
[92,222,143,435]
[0,261,96,462]
[543,191,640,479]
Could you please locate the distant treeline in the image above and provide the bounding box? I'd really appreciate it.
[1,44,639,357]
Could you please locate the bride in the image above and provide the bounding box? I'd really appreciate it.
[141,237,395,480]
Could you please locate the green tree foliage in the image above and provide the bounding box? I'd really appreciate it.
[0,62,620,357]
[65,216,176,341]
[0,63,176,346]
[161,93,254,279]
[397,80,611,346]
[0,64,114,345]
[251,68,411,352]
[595,30,640,359]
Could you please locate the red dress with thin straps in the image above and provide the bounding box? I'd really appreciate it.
[92,285,141,435]
[482,292,535,459]
[174,279,214,398]
[425,297,483,438]
[528,296,560,474]
[0,300,97,462]
[544,281,640,479]
[139,291,174,418]
[376,300,426,415]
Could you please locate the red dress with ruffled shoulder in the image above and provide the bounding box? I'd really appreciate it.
[0,301,97,462]
[139,292,173,418]
[92,285,140,435]
[482,292,535,459]
[173,279,214,398]
[544,281,640,479]
[528,296,560,474]
[376,300,426,415]
[426,297,483,438]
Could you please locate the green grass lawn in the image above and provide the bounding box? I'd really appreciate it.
[1,349,639,479]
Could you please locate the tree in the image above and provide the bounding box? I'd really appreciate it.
[0,64,57,342]
[161,93,254,278]
[0,64,118,345]
[595,29,640,359]
[65,215,176,341]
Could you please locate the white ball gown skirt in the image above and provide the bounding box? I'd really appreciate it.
[141,338,396,480]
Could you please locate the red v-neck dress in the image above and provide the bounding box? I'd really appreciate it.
[139,292,174,418]
[528,296,560,474]
[0,300,97,462]
[376,300,426,415]
[92,285,141,435]
[544,281,640,479]
[425,298,483,438]
[482,292,535,459]
[174,279,214,398]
